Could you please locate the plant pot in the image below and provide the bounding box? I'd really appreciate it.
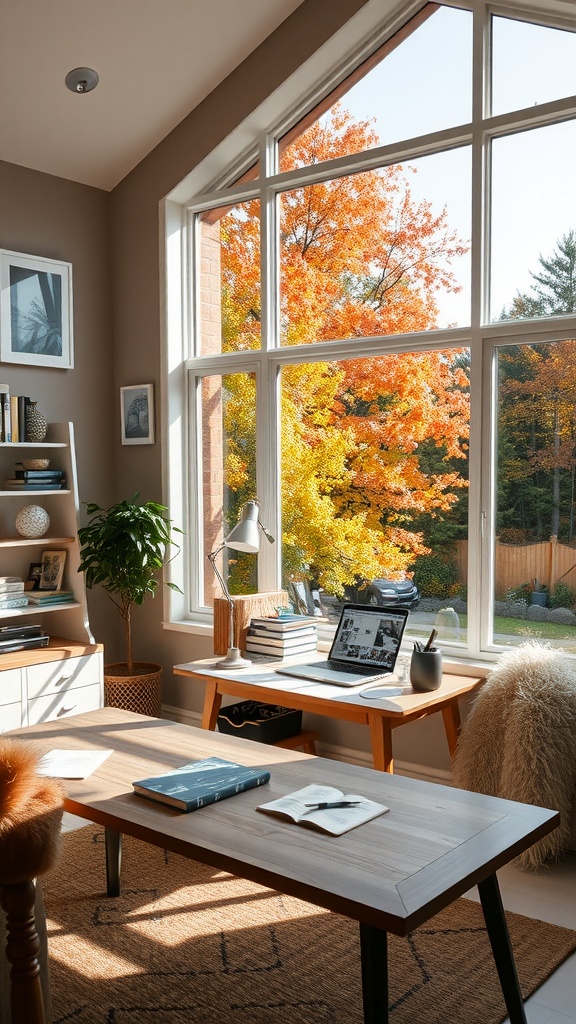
[104,662,162,717]
[530,592,548,607]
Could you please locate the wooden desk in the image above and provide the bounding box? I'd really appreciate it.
[13,708,558,1024]
[174,658,482,772]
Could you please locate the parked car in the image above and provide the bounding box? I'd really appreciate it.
[344,576,420,609]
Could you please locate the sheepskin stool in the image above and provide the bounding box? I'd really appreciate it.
[452,642,576,869]
[0,737,64,1024]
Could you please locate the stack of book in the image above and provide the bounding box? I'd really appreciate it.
[0,576,28,610]
[0,623,49,655]
[245,615,318,658]
[4,465,66,490]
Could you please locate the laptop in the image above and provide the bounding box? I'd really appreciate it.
[276,603,408,686]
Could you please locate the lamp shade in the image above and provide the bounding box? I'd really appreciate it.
[224,500,260,553]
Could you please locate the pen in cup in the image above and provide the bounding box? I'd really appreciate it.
[304,801,361,809]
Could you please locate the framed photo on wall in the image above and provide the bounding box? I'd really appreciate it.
[120,383,155,445]
[0,249,73,369]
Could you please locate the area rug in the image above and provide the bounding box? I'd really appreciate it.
[42,825,576,1024]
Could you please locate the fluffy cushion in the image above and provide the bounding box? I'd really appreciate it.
[452,642,576,869]
[0,738,64,885]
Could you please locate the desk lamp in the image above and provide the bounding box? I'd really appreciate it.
[208,499,275,669]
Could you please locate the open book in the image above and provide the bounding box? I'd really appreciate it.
[257,783,388,835]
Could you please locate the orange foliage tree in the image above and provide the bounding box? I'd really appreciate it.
[220,106,469,594]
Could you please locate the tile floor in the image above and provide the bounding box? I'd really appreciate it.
[63,813,576,1022]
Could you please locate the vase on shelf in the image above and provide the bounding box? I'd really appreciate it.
[25,402,47,442]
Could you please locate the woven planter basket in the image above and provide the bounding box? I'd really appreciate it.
[104,662,162,718]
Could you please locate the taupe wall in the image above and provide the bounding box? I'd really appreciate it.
[0,159,117,652]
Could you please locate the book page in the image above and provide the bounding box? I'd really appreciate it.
[257,783,388,836]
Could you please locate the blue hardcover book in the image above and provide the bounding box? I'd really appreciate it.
[132,756,271,812]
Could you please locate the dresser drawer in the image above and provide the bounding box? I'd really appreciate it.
[0,667,22,705]
[1,702,23,732]
[27,682,102,725]
[26,654,102,700]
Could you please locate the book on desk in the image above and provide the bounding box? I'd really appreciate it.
[133,756,271,812]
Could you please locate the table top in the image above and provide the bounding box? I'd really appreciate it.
[174,657,483,719]
[12,708,558,935]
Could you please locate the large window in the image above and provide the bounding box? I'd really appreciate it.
[167,0,576,662]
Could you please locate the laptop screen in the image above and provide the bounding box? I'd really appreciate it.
[328,603,408,671]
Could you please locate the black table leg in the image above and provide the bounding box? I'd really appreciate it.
[104,828,122,897]
[359,922,388,1024]
[478,873,527,1024]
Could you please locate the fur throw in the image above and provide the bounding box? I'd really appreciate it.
[0,737,64,885]
[452,643,576,870]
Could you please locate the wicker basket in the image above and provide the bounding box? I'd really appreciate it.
[104,662,162,718]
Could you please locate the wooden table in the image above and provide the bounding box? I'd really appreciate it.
[174,658,483,772]
[14,708,558,1024]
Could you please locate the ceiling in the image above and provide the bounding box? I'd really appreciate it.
[0,0,306,191]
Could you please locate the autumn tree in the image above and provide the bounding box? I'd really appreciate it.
[220,105,470,595]
[499,234,576,542]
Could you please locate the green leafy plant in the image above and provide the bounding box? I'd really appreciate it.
[549,581,576,609]
[78,494,182,672]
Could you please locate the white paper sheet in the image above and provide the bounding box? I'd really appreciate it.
[37,748,113,779]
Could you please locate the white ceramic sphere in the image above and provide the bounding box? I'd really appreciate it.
[15,504,50,539]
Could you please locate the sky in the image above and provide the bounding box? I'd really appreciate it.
[340,5,576,327]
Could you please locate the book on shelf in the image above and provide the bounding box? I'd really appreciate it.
[247,625,316,646]
[3,479,66,490]
[249,614,319,632]
[257,784,389,836]
[244,639,317,658]
[0,637,50,655]
[14,466,65,481]
[0,579,25,595]
[25,590,74,605]
[0,623,45,640]
[132,756,271,812]
[0,596,28,610]
[0,386,11,443]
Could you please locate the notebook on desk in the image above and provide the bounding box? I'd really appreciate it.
[276,603,408,687]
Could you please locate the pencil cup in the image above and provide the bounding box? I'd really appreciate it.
[410,648,442,692]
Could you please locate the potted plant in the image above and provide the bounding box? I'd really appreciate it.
[78,494,182,715]
[530,579,548,607]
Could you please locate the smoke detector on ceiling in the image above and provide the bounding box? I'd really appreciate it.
[65,68,99,94]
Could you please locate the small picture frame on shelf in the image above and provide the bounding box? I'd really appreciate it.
[120,383,155,445]
[0,249,73,369]
[39,550,67,591]
[25,562,43,591]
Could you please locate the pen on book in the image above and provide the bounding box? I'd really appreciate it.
[304,801,361,809]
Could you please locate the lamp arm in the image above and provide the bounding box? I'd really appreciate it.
[207,545,237,652]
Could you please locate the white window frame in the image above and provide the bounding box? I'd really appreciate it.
[162,0,576,665]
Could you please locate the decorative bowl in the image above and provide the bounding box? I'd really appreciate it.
[22,459,50,470]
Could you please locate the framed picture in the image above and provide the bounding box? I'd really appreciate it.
[120,383,155,445]
[0,249,73,369]
[39,550,67,591]
[25,562,43,591]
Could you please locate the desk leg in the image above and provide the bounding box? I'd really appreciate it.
[368,714,394,773]
[441,701,461,758]
[201,679,223,731]
[105,828,122,898]
[478,873,527,1024]
[359,922,389,1024]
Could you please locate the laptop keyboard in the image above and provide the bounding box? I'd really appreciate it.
[315,659,392,677]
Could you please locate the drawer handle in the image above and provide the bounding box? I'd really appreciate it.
[55,674,74,687]
[57,705,77,717]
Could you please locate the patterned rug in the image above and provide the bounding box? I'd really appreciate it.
[42,825,576,1024]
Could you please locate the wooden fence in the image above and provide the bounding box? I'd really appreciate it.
[454,537,576,597]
